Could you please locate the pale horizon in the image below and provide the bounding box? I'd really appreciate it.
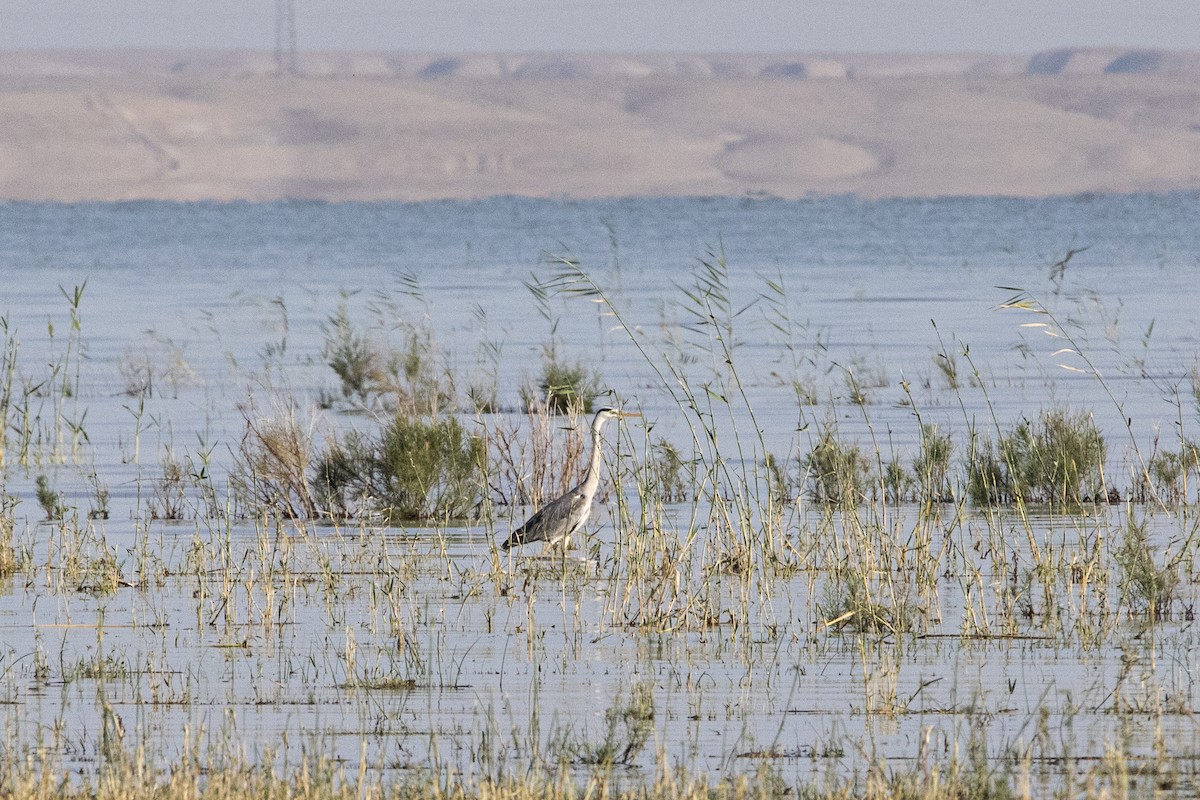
[2,0,1199,55]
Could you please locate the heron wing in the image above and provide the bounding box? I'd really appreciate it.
[502,490,589,549]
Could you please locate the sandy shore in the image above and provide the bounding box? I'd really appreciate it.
[2,48,1199,201]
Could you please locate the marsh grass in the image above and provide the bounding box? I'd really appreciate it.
[465,303,503,414]
[523,269,605,416]
[486,402,592,510]
[0,745,1051,800]
[0,284,92,469]
[933,348,961,390]
[322,302,381,402]
[6,254,1200,800]
[117,336,198,401]
[532,249,817,631]
[648,439,696,503]
[0,494,16,576]
[0,317,17,469]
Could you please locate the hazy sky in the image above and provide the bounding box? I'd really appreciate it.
[2,0,1198,54]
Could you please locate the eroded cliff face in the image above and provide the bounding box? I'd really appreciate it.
[2,48,1198,201]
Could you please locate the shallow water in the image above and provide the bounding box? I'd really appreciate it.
[1,194,1200,791]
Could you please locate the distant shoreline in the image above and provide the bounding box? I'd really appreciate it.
[2,48,1199,202]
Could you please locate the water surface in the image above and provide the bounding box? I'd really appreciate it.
[1,193,1199,792]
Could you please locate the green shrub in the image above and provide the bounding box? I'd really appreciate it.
[913,423,953,504]
[392,328,454,415]
[322,306,453,414]
[804,427,871,507]
[314,413,484,523]
[819,571,917,635]
[1115,516,1177,619]
[1143,440,1200,504]
[968,409,1106,506]
[883,458,913,504]
[35,474,67,520]
[966,438,1011,506]
[322,305,381,402]
[521,345,602,415]
[1006,409,1106,505]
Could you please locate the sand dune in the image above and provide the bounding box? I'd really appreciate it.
[1,48,1198,201]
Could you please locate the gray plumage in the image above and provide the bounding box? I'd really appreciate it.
[501,407,637,551]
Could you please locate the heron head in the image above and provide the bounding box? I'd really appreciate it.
[593,406,641,425]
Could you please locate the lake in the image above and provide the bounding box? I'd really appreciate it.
[0,193,1199,796]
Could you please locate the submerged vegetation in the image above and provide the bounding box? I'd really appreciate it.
[1,250,1200,800]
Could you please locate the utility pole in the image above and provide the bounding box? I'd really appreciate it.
[275,0,298,76]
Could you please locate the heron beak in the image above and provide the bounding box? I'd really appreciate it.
[617,410,642,418]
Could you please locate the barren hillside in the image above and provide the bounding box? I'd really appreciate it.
[1,48,1198,201]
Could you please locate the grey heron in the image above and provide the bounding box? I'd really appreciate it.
[501,406,639,551]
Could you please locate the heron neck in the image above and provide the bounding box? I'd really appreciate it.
[579,418,606,495]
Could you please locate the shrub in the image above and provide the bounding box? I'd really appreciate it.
[913,423,953,504]
[392,328,454,415]
[883,458,913,504]
[322,305,381,402]
[1142,440,1200,504]
[968,409,1106,506]
[804,427,871,507]
[314,413,484,523]
[322,306,453,414]
[521,345,602,415]
[819,571,918,635]
[1005,409,1106,505]
[35,475,67,520]
[1115,516,1177,619]
[966,437,1010,506]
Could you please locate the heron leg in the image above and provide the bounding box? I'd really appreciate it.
[541,529,578,557]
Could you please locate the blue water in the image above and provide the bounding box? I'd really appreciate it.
[1,193,1196,457]
[3,193,1198,275]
